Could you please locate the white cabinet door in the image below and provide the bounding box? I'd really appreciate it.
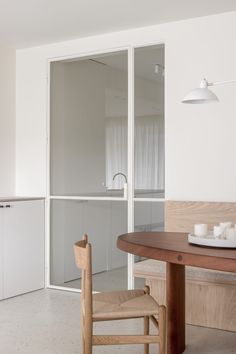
[0,204,4,300]
[3,200,44,298]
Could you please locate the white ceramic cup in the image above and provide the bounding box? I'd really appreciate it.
[213,225,223,238]
[219,222,232,239]
[226,227,236,240]
[194,223,208,237]
[220,221,232,229]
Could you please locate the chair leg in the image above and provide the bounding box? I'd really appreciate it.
[144,316,149,354]
[84,319,92,354]
[158,306,167,354]
[81,317,85,354]
[84,336,92,354]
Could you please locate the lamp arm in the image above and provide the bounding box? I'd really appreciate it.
[209,79,236,87]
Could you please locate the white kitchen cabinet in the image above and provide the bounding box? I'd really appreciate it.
[0,199,44,299]
[0,203,4,300]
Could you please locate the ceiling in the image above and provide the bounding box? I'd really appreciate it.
[1,0,236,48]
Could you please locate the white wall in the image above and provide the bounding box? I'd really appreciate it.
[16,11,236,201]
[0,46,15,196]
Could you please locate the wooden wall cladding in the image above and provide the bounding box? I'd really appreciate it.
[165,200,236,233]
[162,200,236,331]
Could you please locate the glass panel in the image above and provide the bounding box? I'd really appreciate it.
[134,45,165,198]
[133,201,165,288]
[50,51,128,196]
[50,199,128,292]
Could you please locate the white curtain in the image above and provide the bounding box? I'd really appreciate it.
[106,117,127,189]
[106,116,164,190]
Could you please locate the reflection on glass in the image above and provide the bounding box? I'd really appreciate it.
[106,117,128,190]
[134,201,164,233]
[50,200,127,292]
[134,45,165,198]
[50,51,128,196]
[133,201,165,288]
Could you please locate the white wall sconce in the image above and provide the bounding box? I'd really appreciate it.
[182,78,236,104]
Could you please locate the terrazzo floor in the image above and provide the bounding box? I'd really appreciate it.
[0,289,235,354]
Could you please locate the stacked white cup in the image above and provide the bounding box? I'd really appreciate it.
[213,225,223,239]
[219,222,232,239]
[213,221,236,240]
[226,224,236,240]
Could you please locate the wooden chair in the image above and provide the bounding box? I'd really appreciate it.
[74,234,166,354]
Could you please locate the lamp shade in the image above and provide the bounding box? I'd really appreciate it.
[182,79,219,104]
[182,87,219,104]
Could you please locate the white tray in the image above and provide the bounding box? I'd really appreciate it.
[188,233,236,248]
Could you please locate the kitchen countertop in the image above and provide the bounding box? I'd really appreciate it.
[0,197,45,202]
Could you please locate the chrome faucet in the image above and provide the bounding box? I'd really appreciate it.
[112,172,128,199]
[112,172,128,184]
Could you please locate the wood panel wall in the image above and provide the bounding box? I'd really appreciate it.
[165,200,236,233]
[163,200,236,331]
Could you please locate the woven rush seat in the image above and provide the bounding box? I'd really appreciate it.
[93,289,159,320]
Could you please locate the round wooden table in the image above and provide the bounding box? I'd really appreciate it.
[117,231,236,354]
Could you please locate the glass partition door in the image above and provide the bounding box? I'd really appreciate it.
[48,44,165,292]
[50,51,129,292]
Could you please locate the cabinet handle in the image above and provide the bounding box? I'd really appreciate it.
[0,205,4,208]
[5,204,11,208]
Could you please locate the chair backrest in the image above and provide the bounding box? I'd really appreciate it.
[74,235,93,328]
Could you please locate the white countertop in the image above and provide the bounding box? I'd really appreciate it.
[0,196,45,202]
